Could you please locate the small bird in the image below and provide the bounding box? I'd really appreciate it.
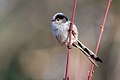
[51,13,102,67]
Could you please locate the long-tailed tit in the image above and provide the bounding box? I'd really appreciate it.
[51,13,102,67]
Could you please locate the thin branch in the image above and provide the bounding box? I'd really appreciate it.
[88,0,112,80]
[64,0,77,80]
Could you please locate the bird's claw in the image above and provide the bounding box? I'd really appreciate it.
[67,45,72,49]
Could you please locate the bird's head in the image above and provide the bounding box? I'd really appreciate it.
[52,13,68,24]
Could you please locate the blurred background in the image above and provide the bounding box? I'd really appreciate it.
[0,0,119,80]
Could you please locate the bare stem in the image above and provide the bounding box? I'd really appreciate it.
[64,0,77,80]
[88,0,112,80]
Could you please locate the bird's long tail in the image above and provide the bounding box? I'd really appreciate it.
[72,40,102,67]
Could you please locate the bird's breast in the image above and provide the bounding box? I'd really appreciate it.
[54,25,69,44]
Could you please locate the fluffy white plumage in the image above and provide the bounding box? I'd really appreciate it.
[51,13,102,67]
[52,14,78,45]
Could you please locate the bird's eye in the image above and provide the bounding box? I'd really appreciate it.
[56,18,60,21]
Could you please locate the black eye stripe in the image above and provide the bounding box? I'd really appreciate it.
[55,15,64,19]
[55,15,68,21]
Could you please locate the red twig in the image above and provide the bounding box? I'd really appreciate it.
[64,0,77,80]
[88,0,112,80]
